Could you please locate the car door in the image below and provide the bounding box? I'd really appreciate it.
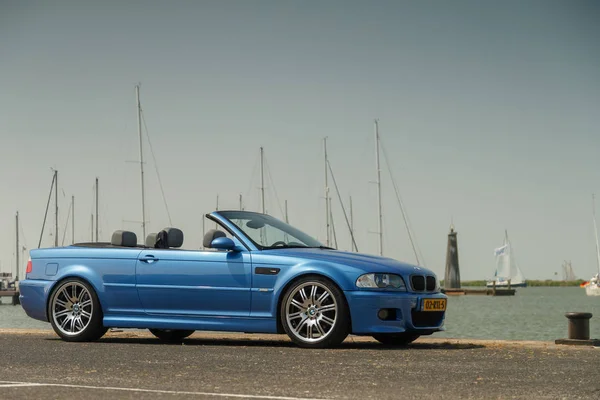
[135,248,252,317]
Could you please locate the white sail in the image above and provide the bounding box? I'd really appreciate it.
[593,195,600,278]
[494,244,510,280]
[487,231,526,287]
[583,195,600,296]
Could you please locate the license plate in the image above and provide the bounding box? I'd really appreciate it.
[422,298,446,312]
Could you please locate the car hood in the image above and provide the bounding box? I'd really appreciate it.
[260,248,435,276]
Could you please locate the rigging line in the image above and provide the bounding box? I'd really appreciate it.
[59,193,73,244]
[384,161,426,265]
[403,206,427,267]
[38,173,56,248]
[378,135,421,266]
[376,135,426,266]
[329,199,338,249]
[326,160,359,252]
[19,219,28,250]
[263,156,286,219]
[244,151,260,207]
[61,200,72,246]
[141,109,173,226]
[381,151,421,266]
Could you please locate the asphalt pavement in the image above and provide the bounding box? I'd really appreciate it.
[0,329,598,399]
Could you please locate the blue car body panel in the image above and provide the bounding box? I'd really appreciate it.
[135,248,252,317]
[20,211,446,337]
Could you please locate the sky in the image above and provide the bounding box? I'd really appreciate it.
[1,0,599,281]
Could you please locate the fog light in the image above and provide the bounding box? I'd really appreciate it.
[378,309,389,320]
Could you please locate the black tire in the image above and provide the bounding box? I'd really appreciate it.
[372,332,420,346]
[149,329,195,342]
[280,275,349,348]
[48,278,108,342]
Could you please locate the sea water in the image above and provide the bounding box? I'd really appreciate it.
[2,287,599,341]
[435,286,600,341]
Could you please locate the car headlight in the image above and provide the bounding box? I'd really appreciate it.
[356,273,407,290]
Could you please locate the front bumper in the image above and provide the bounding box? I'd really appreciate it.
[19,279,53,322]
[344,290,446,334]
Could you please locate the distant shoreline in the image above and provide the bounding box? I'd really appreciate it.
[441,280,586,287]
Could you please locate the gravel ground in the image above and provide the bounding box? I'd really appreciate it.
[0,329,598,399]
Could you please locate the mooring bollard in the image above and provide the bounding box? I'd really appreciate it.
[555,312,599,346]
[565,312,592,340]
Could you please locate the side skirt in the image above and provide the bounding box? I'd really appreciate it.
[103,315,278,333]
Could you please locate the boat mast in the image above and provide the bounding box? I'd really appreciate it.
[136,84,147,239]
[593,194,600,275]
[71,195,75,244]
[324,137,330,247]
[95,177,99,242]
[15,211,19,281]
[54,169,58,247]
[202,216,206,249]
[260,147,265,214]
[259,147,268,244]
[38,171,57,248]
[329,196,337,247]
[374,120,383,256]
[350,196,355,251]
[284,200,289,242]
[239,194,243,211]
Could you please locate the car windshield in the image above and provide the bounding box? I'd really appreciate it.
[217,211,326,250]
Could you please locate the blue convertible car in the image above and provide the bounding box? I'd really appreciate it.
[20,210,446,348]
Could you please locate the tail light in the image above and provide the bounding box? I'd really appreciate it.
[26,258,32,274]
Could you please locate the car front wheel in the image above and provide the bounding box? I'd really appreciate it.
[48,278,107,342]
[280,276,349,348]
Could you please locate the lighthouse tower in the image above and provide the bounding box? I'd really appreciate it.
[444,224,461,289]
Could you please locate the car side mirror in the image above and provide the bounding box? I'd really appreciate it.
[211,237,238,251]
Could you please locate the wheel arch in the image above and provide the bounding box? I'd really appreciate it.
[275,272,352,334]
[46,272,105,318]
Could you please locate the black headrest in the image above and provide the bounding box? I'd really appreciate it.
[162,227,184,248]
[203,229,226,248]
[111,230,137,247]
[145,233,158,248]
[155,230,169,249]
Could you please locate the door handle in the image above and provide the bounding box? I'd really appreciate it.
[139,255,159,263]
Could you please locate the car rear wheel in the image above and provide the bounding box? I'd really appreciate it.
[372,332,420,346]
[48,278,107,342]
[149,329,195,342]
[280,276,349,348]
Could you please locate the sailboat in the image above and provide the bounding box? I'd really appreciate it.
[584,274,600,296]
[582,195,600,296]
[486,230,527,288]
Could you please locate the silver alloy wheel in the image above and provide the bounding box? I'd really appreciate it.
[51,281,93,336]
[285,281,338,343]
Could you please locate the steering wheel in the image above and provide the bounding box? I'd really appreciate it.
[270,241,287,247]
